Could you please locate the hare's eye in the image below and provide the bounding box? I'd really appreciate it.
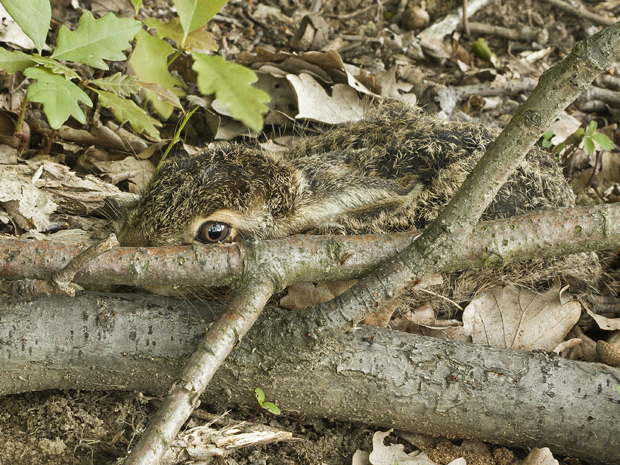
[197,222,231,243]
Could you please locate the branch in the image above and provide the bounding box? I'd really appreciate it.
[1,292,618,464]
[123,277,275,465]
[2,203,619,288]
[547,0,615,27]
[305,22,620,335]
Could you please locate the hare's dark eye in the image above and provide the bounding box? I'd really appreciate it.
[197,222,231,243]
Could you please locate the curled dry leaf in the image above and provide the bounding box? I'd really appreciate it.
[367,430,438,465]
[462,279,581,351]
[288,73,370,124]
[519,447,558,465]
[279,280,356,310]
[584,306,620,330]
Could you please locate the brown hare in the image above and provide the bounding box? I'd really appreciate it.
[118,101,599,314]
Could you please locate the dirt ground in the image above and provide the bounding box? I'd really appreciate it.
[0,0,618,464]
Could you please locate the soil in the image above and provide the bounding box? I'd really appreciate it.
[0,0,618,464]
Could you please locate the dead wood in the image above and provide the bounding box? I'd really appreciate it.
[0,292,617,464]
[2,203,619,289]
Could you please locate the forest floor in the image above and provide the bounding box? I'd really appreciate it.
[0,0,618,464]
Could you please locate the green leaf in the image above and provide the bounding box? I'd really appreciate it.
[91,72,138,97]
[130,0,143,15]
[585,120,598,137]
[261,402,281,415]
[93,89,161,140]
[30,55,80,80]
[128,29,185,120]
[255,388,265,404]
[0,48,35,73]
[173,0,230,44]
[143,17,217,53]
[24,67,92,129]
[192,52,269,131]
[617,385,620,397]
[573,128,586,139]
[590,132,614,151]
[0,0,51,53]
[52,12,141,70]
[583,136,595,154]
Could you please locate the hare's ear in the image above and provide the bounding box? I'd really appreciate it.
[282,174,424,234]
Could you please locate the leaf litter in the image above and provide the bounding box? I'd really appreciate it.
[0,0,619,464]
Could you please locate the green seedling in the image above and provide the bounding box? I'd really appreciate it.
[544,121,613,156]
[255,388,281,416]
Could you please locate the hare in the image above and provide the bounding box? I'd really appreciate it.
[118,101,599,314]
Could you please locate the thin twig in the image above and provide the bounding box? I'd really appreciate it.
[8,234,118,298]
[547,0,616,27]
[122,277,276,465]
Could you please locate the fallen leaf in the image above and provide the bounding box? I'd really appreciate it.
[520,447,558,465]
[462,279,581,351]
[288,73,369,124]
[368,430,437,465]
[585,306,620,331]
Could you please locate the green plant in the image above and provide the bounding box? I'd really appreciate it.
[0,0,269,142]
[542,121,613,156]
[254,388,281,415]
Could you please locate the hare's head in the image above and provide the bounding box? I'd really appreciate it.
[118,141,425,247]
[118,144,308,247]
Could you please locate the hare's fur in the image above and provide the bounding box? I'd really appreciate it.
[119,101,599,310]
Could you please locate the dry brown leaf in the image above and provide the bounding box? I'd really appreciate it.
[585,306,620,330]
[0,166,58,231]
[288,74,369,124]
[600,151,620,184]
[519,447,558,465]
[368,430,438,465]
[462,279,581,351]
[279,280,356,310]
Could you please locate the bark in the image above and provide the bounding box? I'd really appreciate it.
[1,203,619,288]
[1,292,618,464]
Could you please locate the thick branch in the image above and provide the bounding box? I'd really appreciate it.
[1,292,617,464]
[1,203,619,288]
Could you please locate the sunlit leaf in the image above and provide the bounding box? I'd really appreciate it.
[128,29,185,120]
[0,0,51,53]
[591,132,614,151]
[24,67,92,129]
[192,52,269,131]
[0,48,35,73]
[94,89,161,140]
[143,17,217,53]
[261,402,281,415]
[52,12,141,70]
[173,0,229,44]
[91,73,139,97]
[130,0,143,15]
[30,55,80,80]
[583,137,595,154]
